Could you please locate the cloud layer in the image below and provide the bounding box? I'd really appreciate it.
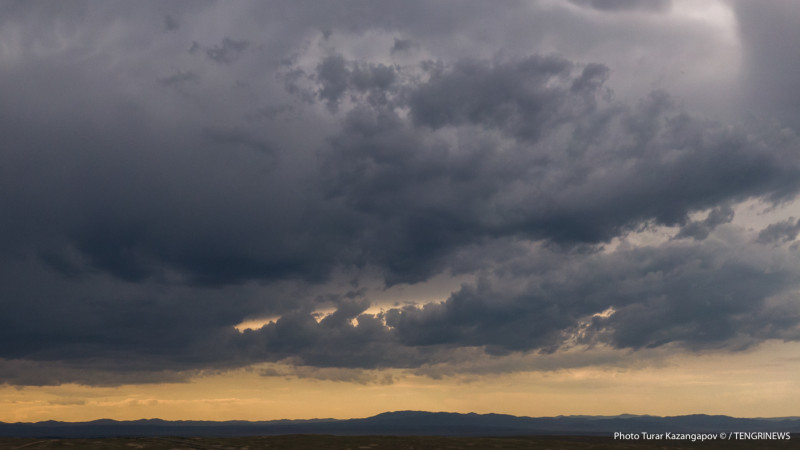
[1,0,800,386]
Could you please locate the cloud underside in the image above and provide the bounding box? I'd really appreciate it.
[1,1,800,385]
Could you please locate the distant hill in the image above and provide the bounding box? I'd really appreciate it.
[1,411,799,438]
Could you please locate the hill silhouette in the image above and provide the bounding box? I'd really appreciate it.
[1,411,799,438]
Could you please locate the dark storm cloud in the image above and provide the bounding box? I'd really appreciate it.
[313,54,800,281]
[0,254,332,385]
[674,204,735,240]
[756,217,800,245]
[240,308,425,369]
[0,25,338,288]
[2,0,800,385]
[407,55,594,139]
[316,55,350,111]
[4,232,800,382]
[315,54,398,111]
[378,235,800,357]
[580,242,800,350]
[0,359,193,387]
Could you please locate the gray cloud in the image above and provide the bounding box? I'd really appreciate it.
[381,235,800,357]
[390,37,418,55]
[407,55,598,140]
[315,54,398,111]
[756,217,800,245]
[158,70,198,87]
[675,204,735,240]
[314,54,800,282]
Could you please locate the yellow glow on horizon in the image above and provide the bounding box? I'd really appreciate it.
[2,340,799,423]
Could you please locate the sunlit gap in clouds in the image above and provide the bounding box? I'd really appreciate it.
[233,271,473,331]
[234,315,282,332]
[234,303,423,331]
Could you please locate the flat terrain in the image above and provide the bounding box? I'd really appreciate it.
[0,435,798,450]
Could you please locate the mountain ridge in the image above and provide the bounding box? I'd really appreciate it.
[2,411,799,438]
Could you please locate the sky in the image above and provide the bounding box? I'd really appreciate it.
[2,0,800,422]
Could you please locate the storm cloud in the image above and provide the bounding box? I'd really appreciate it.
[1,0,800,386]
